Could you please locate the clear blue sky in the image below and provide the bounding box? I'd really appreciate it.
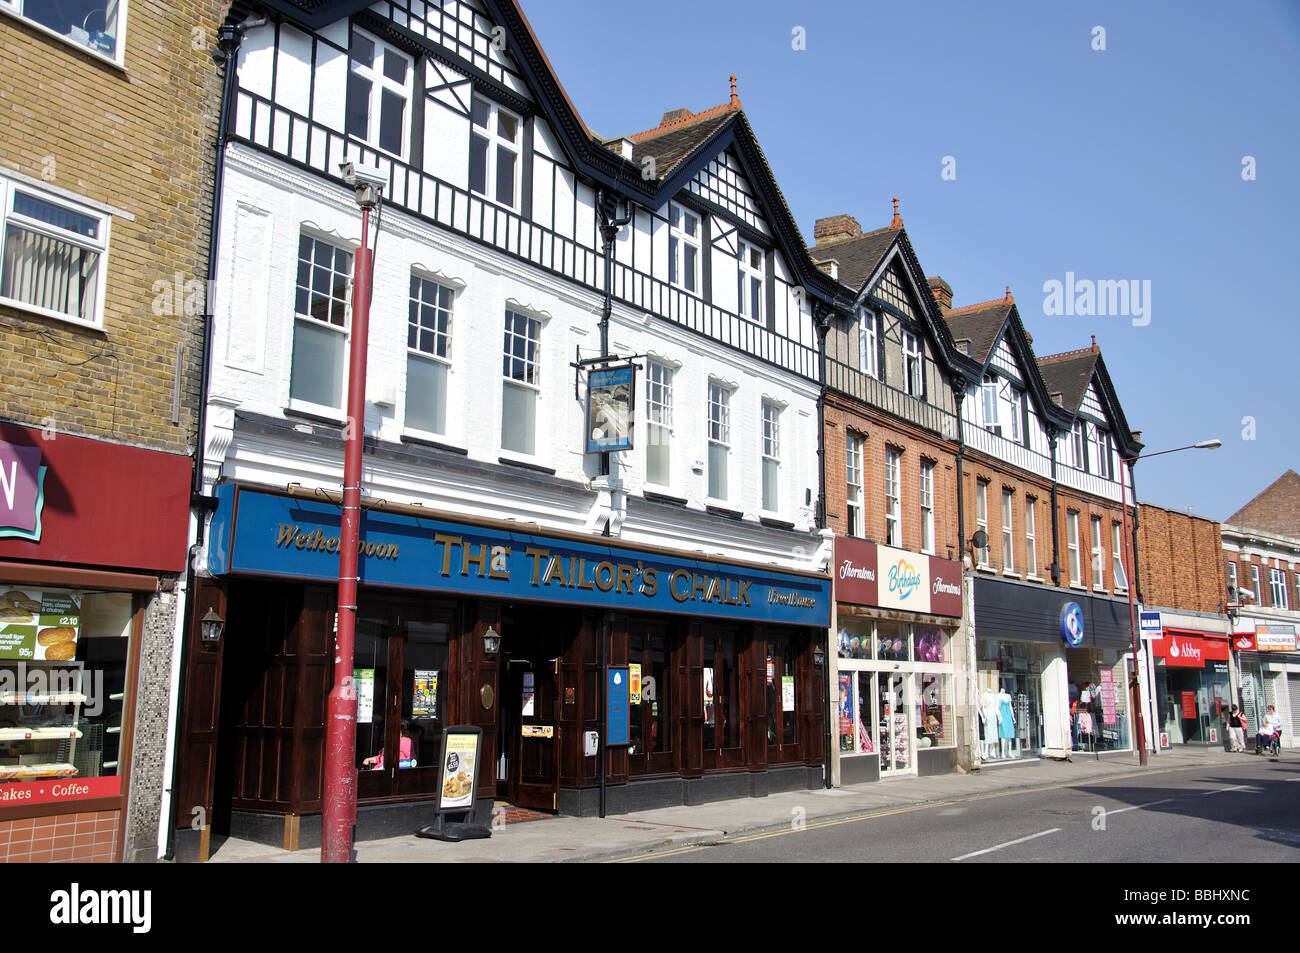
[524,0,1300,522]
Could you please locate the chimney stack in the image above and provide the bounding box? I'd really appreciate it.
[928,276,953,310]
[813,214,862,247]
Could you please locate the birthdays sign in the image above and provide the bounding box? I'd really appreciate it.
[0,442,46,542]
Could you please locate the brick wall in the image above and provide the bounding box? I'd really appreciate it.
[1137,503,1225,614]
[0,2,228,452]
[0,811,120,862]
[824,393,959,558]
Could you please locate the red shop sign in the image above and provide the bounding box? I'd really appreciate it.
[0,775,120,806]
[1233,633,1256,651]
[1154,631,1208,668]
[0,424,190,574]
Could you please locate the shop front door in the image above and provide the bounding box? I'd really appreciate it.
[505,657,560,811]
[354,604,453,801]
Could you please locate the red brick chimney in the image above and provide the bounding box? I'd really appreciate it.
[928,276,952,310]
[813,214,862,247]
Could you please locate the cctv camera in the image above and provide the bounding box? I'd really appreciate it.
[339,161,387,189]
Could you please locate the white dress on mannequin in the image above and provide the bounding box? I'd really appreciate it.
[981,690,999,759]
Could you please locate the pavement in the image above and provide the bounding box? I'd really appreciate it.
[204,745,1273,863]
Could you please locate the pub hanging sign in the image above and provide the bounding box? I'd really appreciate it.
[585,364,634,453]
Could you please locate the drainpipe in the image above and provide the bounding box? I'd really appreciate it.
[162,10,261,862]
[1049,428,1062,587]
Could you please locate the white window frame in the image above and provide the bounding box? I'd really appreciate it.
[645,359,674,488]
[884,448,901,546]
[1227,560,1238,599]
[981,374,999,433]
[903,331,923,397]
[347,28,414,160]
[1270,568,1289,610]
[1091,515,1105,590]
[1251,565,1262,604]
[403,273,453,438]
[668,202,701,294]
[1072,421,1087,472]
[0,0,129,67]
[0,177,110,330]
[288,231,353,418]
[706,380,732,501]
[470,96,522,210]
[859,308,879,379]
[976,480,990,568]
[761,400,781,512]
[1025,497,1038,578]
[1112,522,1129,591]
[501,308,542,455]
[1007,387,1022,444]
[920,461,934,555]
[1001,489,1015,573]
[1068,512,1082,586]
[737,239,764,323]
[846,434,864,537]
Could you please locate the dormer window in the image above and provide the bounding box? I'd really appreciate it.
[1007,387,1022,443]
[470,97,521,208]
[902,331,923,398]
[981,374,999,433]
[347,30,413,158]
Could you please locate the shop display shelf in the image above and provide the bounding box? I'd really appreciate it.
[0,692,88,705]
[0,727,82,741]
[0,762,78,779]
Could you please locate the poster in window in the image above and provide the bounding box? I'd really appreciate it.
[703,666,715,726]
[585,364,634,453]
[354,668,375,723]
[630,663,641,704]
[1099,669,1117,725]
[522,672,535,717]
[781,674,795,712]
[0,589,81,661]
[413,669,439,720]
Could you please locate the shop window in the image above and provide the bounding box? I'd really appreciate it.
[977,639,1047,762]
[0,588,133,795]
[919,672,954,748]
[1068,648,1131,752]
[628,626,671,766]
[702,631,739,754]
[913,626,946,663]
[764,635,798,748]
[876,620,910,662]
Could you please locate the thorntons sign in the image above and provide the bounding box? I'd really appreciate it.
[834,538,961,617]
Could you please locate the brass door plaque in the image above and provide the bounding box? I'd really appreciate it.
[480,684,495,710]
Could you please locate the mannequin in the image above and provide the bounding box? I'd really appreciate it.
[997,685,1015,759]
[980,689,999,760]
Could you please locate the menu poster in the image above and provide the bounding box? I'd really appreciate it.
[703,667,715,726]
[412,669,438,720]
[354,669,375,723]
[782,675,795,712]
[629,663,642,705]
[0,589,81,661]
[439,731,479,811]
[1099,670,1118,726]
[1181,690,1197,721]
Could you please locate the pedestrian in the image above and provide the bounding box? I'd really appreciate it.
[1227,705,1246,752]
[1253,705,1283,755]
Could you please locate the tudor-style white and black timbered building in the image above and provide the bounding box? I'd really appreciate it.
[171,0,849,855]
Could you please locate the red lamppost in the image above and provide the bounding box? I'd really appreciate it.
[322,163,384,863]
[1120,438,1221,766]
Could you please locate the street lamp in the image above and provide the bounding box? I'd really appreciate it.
[322,161,384,864]
[1120,438,1221,766]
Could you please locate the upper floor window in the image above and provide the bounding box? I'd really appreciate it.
[902,331,923,398]
[1270,568,1289,610]
[0,180,107,328]
[1,0,124,61]
[981,374,999,432]
[707,381,731,500]
[347,31,413,158]
[645,360,673,486]
[738,240,764,323]
[1250,565,1262,604]
[405,275,453,436]
[920,461,934,555]
[1071,421,1087,472]
[289,232,352,414]
[884,448,901,546]
[1100,431,1116,479]
[1112,522,1128,591]
[1007,387,1023,444]
[1002,489,1015,572]
[1091,515,1105,588]
[761,401,780,511]
[470,97,520,208]
[1227,561,1238,599]
[501,309,540,454]
[859,308,879,379]
[668,203,700,293]
[1025,497,1038,576]
[975,480,990,568]
[1068,511,1082,584]
[846,434,864,537]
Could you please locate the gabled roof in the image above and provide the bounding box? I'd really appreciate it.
[1225,470,1300,539]
[630,104,741,180]
[943,299,1013,363]
[1037,347,1098,413]
[808,225,897,290]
